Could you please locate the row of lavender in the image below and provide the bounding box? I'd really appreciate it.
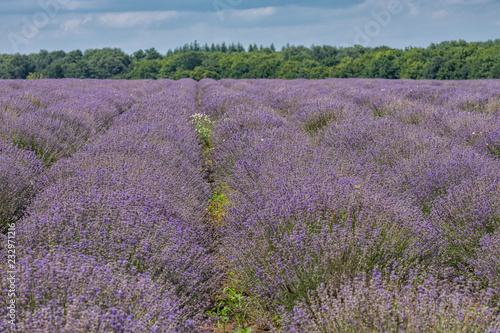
[1,79,220,331]
[200,78,500,331]
[2,78,500,331]
[0,80,165,232]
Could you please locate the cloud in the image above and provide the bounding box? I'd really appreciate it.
[431,9,449,19]
[1,1,500,54]
[445,0,491,3]
[229,7,277,20]
[407,2,420,16]
[61,15,93,32]
[60,0,104,11]
[98,11,179,28]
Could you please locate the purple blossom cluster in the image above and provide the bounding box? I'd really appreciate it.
[0,80,172,234]
[0,142,45,232]
[0,80,148,165]
[1,79,220,332]
[6,251,200,332]
[200,78,500,330]
[1,78,500,332]
[280,270,500,332]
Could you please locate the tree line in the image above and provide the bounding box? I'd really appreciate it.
[1,39,499,80]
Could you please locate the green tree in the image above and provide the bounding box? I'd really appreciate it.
[127,59,162,79]
[144,48,163,60]
[176,51,204,71]
[397,48,427,79]
[45,63,65,78]
[365,50,401,79]
[8,54,34,79]
[422,56,445,79]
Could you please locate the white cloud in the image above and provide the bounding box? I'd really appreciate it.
[229,7,276,20]
[62,0,103,11]
[355,0,385,11]
[1,1,500,54]
[98,11,179,28]
[431,9,449,19]
[61,15,92,32]
[446,0,491,3]
[408,3,420,16]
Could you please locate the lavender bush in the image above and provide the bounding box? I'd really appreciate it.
[201,78,500,329]
[1,79,220,332]
[0,142,45,232]
[278,270,500,332]
[0,250,202,332]
[1,78,500,331]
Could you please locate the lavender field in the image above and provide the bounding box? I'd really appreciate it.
[1,78,500,332]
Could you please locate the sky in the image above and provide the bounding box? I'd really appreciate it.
[0,0,499,54]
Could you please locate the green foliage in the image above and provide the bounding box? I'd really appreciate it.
[11,134,56,165]
[127,59,162,79]
[207,190,230,226]
[303,114,336,135]
[1,40,500,79]
[26,72,43,79]
[486,142,500,158]
[206,272,252,333]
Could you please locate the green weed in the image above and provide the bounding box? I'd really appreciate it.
[303,114,335,135]
[207,190,230,227]
[206,272,252,333]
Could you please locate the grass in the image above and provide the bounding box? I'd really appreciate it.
[207,190,231,227]
[303,114,336,135]
[12,134,58,165]
[206,272,253,333]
